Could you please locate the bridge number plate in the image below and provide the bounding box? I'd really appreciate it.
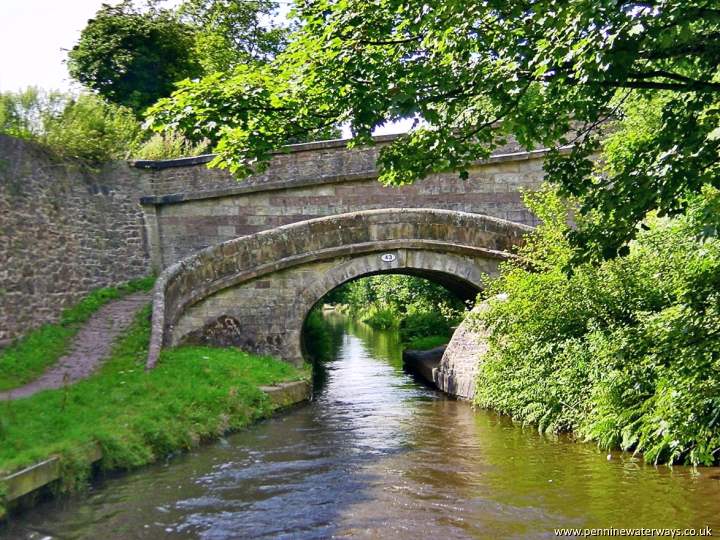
[381,253,397,262]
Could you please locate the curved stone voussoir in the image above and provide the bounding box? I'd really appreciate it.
[146,208,532,368]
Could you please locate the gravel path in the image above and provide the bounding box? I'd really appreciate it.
[0,292,151,401]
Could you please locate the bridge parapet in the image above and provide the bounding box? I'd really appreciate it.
[133,134,531,200]
[136,144,547,269]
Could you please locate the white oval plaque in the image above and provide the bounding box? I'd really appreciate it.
[381,253,396,262]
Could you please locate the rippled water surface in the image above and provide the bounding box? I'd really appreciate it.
[3,313,720,539]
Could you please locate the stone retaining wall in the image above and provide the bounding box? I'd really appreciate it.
[433,302,492,400]
[0,135,152,345]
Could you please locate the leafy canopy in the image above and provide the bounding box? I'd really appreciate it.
[67,1,202,116]
[149,0,720,260]
[179,0,288,73]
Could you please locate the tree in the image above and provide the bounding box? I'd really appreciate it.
[179,0,288,73]
[0,87,65,139]
[67,1,202,116]
[148,0,720,261]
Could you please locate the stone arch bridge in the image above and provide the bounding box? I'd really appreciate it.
[137,136,546,367]
[146,209,531,367]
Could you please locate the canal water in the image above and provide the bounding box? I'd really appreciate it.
[3,313,720,539]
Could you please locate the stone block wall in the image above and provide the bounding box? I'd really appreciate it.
[0,135,152,345]
[138,138,546,268]
[433,301,492,400]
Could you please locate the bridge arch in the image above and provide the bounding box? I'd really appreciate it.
[146,208,532,367]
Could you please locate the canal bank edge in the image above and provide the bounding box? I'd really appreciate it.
[401,303,490,400]
[433,302,490,400]
[0,379,312,522]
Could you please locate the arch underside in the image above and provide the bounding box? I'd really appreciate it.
[147,209,531,368]
[366,268,480,302]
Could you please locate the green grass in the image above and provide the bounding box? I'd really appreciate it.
[0,276,155,391]
[360,306,399,329]
[403,335,449,351]
[0,304,306,494]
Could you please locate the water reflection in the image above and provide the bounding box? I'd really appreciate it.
[2,313,719,539]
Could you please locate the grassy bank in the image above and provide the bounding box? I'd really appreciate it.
[0,277,155,391]
[0,304,307,512]
[474,186,720,466]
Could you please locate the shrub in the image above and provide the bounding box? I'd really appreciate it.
[132,130,210,160]
[474,185,720,465]
[0,87,65,139]
[0,88,141,163]
[42,93,141,162]
[399,310,456,343]
[361,306,399,330]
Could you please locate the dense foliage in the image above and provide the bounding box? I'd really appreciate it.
[179,0,287,73]
[0,88,212,162]
[67,1,202,116]
[474,186,720,466]
[0,87,65,139]
[327,275,466,346]
[41,94,142,163]
[68,1,288,117]
[149,0,720,261]
[0,89,140,163]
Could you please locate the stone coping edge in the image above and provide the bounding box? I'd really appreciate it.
[138,147,555,206]
[0,379,311,522]
[131,134,408,170]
